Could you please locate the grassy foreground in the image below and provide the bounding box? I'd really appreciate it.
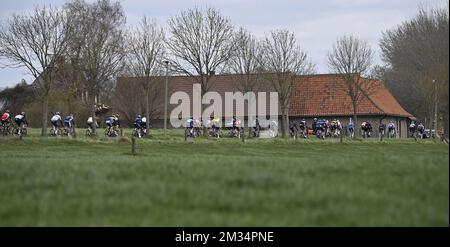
[0,128,448,226]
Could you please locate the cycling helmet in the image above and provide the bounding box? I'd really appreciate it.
[6,109,10,113]
[137,115,141,118]
[21,112,25,115]
[56,112,60,115]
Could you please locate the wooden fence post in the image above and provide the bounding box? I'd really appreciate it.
[131,136,136,155]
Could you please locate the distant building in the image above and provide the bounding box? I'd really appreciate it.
[115,73,414,138]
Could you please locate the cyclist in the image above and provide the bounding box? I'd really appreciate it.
[361,121,372,138]
[289,120,299,139]
[315,118,326,139]
[269,120,278,137]
[14,112,28,134]
[186,116,194,137]
[417,123,425,138]
[312,118,318,134]
[295,119,306,138]
[379,121,386,137]
[348,118,354,138]
[64,113,75,135]
[330,119,341,137]
[1,109,12,127]
[387,121,396,138]
[104,114,120,136]
[134,115,144,138]
[409,122,416,138]
[141,115,148,135]
[50,112,63,135]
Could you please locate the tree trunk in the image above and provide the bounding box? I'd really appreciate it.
[352,102,358,138]
[41,96,48,136]
[145,85,150,136]
[91,96,97,135]
[280,106,288,138]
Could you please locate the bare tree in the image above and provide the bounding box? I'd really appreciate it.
[260,29,315,138]
[167,6,234,118]
[327,35,375,137]
[0,80,34,114]
[226,27,263,93]
[0,6,69,136]
[64,0,126,134]
[113,77,163,124]
[125,16,165,132]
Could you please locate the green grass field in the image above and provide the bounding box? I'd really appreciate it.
[0,128,448,226]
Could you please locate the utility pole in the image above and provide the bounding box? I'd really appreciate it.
[164,61,170,136]
[433,79,438,138]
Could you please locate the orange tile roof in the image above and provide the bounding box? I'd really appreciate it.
[291,74,414,118]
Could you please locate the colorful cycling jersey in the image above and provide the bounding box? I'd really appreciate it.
[64,115,74,128]
[134,117,143,127]
[270,120,278,128]
[299,121,307,128]
[289,121,298,130]
[14,114,25,121]
[315,120,326,129]
[1,113,10,121]
[105,116,119,126]
[186,118,194,128]
[14,114,26,124]
[235,119,241,127]
[348,122,354,129]
[64,115,74,123]
[51,115,61,122]
[388,123,395,129]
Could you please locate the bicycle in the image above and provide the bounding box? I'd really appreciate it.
[0,122,13,136]
[289,128,297,140]
[207,127,222,138]
[362,129,371,138]
[388,128,396,138]
[63,126,76,137]
[105,126,122,137]
[132,127,146,138]
[186,127,200,138]
[85,127,94,137]
[50,126,62,136]
[348,128,355,139]
[250,127,260,138]
[13,124,27,138]
[228,127,244,138]
[316,128,325,139]
[298,126,308,139]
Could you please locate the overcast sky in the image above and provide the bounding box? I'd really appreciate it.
[0,0,446,88]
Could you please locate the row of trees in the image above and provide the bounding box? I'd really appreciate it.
[379,5,449,135]
[2,0,433,138]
